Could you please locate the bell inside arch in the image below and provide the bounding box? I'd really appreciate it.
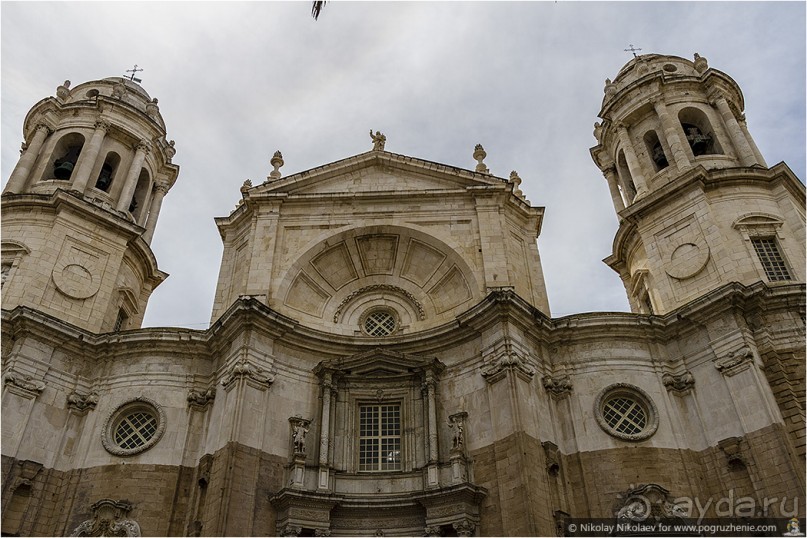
[682,123,712,156]
[53,146,82,180]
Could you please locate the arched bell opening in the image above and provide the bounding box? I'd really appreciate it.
[616,150,637,204]
[643,130,668,172]
[44,132,85,182]
[129,169,151,220]
[679,107,723,157]
[94,152,120,193]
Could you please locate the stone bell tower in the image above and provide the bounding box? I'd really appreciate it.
[591,53,805,315]
[1,77,179,333]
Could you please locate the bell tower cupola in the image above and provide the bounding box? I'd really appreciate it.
[593,53,805,315]
[2,76,180,333]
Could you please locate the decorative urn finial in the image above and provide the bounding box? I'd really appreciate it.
[473,144,489,173]
[268,150,284,180]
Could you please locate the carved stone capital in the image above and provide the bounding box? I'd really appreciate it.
[542,374,572,399]
[67,390,99,413]
[453,519,476,537]
[34,123,53,136]
[714,347,754,377]
[94,120,111,132]
[424,526,442,537]
[662,371,695,395]
[187,387,216,409]
[481,352,535,384]
[542,441,560,476]
[221,359,274,391]
[135,140,152,154]
[279,524,302,537]
[4,372,46,399]
[718,436,747,469]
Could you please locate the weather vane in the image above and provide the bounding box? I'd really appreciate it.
[624,44,642,58]
[125,64,143,83]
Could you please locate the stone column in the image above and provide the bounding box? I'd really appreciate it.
[141,181,170,243]
[738,115,767,167]
[652,98,691,171]
[712,96,757,166]
[70,120,110,194]
[318,372,333,489]
[602,165,625,213]
[616,124,649,197]
[425,373,438,463]
[116,140,150,213]
[5,124,51,194]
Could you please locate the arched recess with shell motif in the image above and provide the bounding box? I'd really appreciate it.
[276,225,483,335]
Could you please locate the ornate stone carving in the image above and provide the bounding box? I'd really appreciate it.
[481,352,535,384]
[473,144,489,173]
[542,441,560,476]
[714,347,754,377]
[112,82,126,99]
[509,171,526,200]
[135,140,151,154]
[145,98,159,118]
[370,130,386,151]
[56,80,71,101]
[424,526,442,536]
[68,390,99,412]
[604,78,617,97]
[333,284,425,322]
[593,121,603,142]
[662,371,695,395]
[542,374,572,398]
[4,372,46,399]
[187,387,215,409]
[290,416,312,455]
[165,140,176,162]
[693,53,708,73]
[70,499,141,537]
[279,524,302,537]
[221,359,275,390]
[313,529,330,537]
[269,150,285,180]
[614,484,687,523]
[448,411,468,452]
[718,436,747,470]
[10,460,43,491]
[453,519,476,537]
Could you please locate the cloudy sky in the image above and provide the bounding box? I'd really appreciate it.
[2,1,805,329]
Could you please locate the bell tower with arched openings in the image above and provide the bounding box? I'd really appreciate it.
[1,77,179,333]
[591,53,805,315]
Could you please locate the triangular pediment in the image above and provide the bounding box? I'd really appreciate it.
[253,151,503,197]
[314,348,445,379]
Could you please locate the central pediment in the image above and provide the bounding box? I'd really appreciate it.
[252,151,505,197]
[313,348,445,380]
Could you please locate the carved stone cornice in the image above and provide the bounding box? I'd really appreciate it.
[662,370,695,395]
[187,387,216,409]
[221,359,274,391]
[542,374,572,399]
[3,371,46,399]
[714,347,754,377]
[67,390,99,413]
[481,352,534,384]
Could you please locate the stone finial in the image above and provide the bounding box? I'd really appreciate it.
[693,53,708,73]
[268,150,284,180]
[241,179,252,193]
[165,140,176,162]
[112,82,126,99]
[370,129,386,151]
[56,80,71,101]
[145,98,159,118]
[509,171,525,199]
[604,78,617,98]
[473,144,489,173]
[593,121,603,142]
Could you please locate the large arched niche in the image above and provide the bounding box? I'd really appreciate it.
[275,225,483,335]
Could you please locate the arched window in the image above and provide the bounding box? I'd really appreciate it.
[129,169,151,220]
[643,130,668,171]
[46,132,85,181]
[678,107,722,156]
[94,152,120,192]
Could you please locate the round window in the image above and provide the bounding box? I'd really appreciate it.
[663,63,678,72]
[362,308,398,337]
[595,384,658,441]
[102,397,166,456]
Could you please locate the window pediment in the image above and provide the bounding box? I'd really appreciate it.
[314,348,445,381]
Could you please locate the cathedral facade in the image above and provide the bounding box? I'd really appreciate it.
[1,53,804,536]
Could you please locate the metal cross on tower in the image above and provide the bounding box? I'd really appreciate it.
[125,64,143,83]
[624,44,642,58]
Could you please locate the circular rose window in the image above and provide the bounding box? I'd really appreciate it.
[595,384,658,441]
[102,397,166,456]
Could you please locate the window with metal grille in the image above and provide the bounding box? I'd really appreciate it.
[602,397,647,435]
[359,404,401,471]
[114,411,158,449]
[113,308,128,332]
[751,237,791,281]
[363,309,397,337]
